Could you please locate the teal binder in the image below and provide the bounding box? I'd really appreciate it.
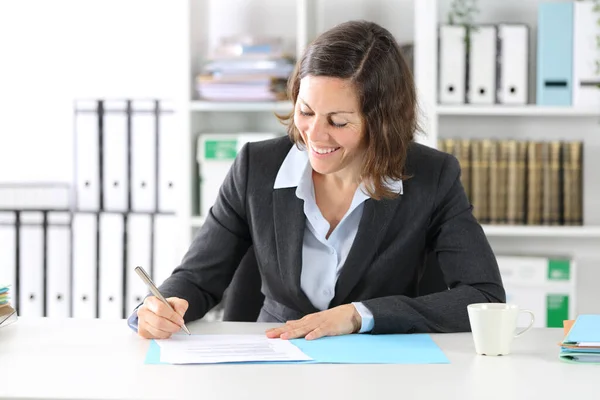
[536,2,574,106]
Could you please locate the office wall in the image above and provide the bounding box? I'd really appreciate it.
[0,0,186,183]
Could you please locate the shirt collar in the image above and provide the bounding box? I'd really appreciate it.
[273,145,403,195]
[273,145,308,189]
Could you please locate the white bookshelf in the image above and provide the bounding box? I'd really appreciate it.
[189,101,293,112]
[190,216,600,238]
[430,0,600,315]
[482,225,600,238]
[437,105,600,117]
[177,0,600,314]
[182,0,600,232]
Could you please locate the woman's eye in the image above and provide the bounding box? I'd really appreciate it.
[330,120,347,128]
[298,109,347,128]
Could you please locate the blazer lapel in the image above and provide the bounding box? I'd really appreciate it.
[272,188,318,314]
[330,196,402,307]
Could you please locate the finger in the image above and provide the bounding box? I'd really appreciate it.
[265,329,280,338]
[305,326,327,341]
[168,297,189,318]
[145,297,185,327]
[138,304,184,334]
[144,309,184,334]
[265,325,291,338]
[139,323,172,340]
[137,308,174,339]
[280,325,314,340]
[265,319,304,338]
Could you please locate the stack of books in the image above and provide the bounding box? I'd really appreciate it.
[0,284,17,328]
[439,138,583,225]
[196,36,295,101]
[560,315,600,363]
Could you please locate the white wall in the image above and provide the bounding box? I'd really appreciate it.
[0,0,187,183]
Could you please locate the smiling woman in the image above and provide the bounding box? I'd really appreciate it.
[128,20,505,342]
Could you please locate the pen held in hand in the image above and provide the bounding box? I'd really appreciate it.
[134,266,191,335]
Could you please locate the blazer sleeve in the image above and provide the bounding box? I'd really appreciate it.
[156,143,253,323]
[362,154,506,334]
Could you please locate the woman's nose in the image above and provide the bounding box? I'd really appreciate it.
[307,117,328,141]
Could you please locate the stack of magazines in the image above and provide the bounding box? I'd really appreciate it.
[0,284,17,328]
[196,36,295,101]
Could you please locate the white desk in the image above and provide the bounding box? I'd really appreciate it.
[1,318,598,400]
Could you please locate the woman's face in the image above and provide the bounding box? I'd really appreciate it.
[294,75,365,179]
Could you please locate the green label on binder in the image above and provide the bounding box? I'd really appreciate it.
[204,140,238,160]
[547,294,569,328]
[548,260,570,281]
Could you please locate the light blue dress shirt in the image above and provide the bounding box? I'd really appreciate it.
[273,145,403,333]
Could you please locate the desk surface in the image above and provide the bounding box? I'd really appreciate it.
[1,318,598,400]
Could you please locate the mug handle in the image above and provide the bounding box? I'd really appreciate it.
[514,309,535,338]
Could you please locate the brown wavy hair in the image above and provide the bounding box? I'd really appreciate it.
[277,20,420,200]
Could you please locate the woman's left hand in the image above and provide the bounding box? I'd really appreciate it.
[265,304,362,340]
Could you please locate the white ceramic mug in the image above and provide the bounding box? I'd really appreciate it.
[467,303,535,356]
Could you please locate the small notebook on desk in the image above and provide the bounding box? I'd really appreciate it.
[559,315,600,363]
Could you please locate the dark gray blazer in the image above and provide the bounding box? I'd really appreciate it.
[158,136,505,334]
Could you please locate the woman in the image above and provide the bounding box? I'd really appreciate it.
[130,20,505,340]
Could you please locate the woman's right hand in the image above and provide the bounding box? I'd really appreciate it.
[137,296,189,339]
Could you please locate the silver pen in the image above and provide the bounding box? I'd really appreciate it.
[134,266,191,335]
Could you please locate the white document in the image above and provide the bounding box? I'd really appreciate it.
[439,25,466,104]
[75,100,101,211]
[156,335,313,364]
[126,214,152,313]
[46,212,71,318]
[153,214,180,286]
[158,104,178,213]
[18,212,44,317]
[72,213,98,319]
[497,24,529,104]
[99,213,125,319]
[574,2,600,107]
[103,100,129,211]
[0,212,17,309]
[131,101,157,212]
[468,25,497,104]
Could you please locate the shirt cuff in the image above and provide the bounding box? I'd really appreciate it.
[126,306,141,332]
[351,302,375,333]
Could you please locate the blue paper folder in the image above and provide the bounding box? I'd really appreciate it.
[144,333,450,365]
[564,315,600,344]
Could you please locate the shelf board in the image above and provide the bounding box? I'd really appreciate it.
[482,225,600,238]
[437,105,600,117]
[189,217,600,238]
[190,101,293,112]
